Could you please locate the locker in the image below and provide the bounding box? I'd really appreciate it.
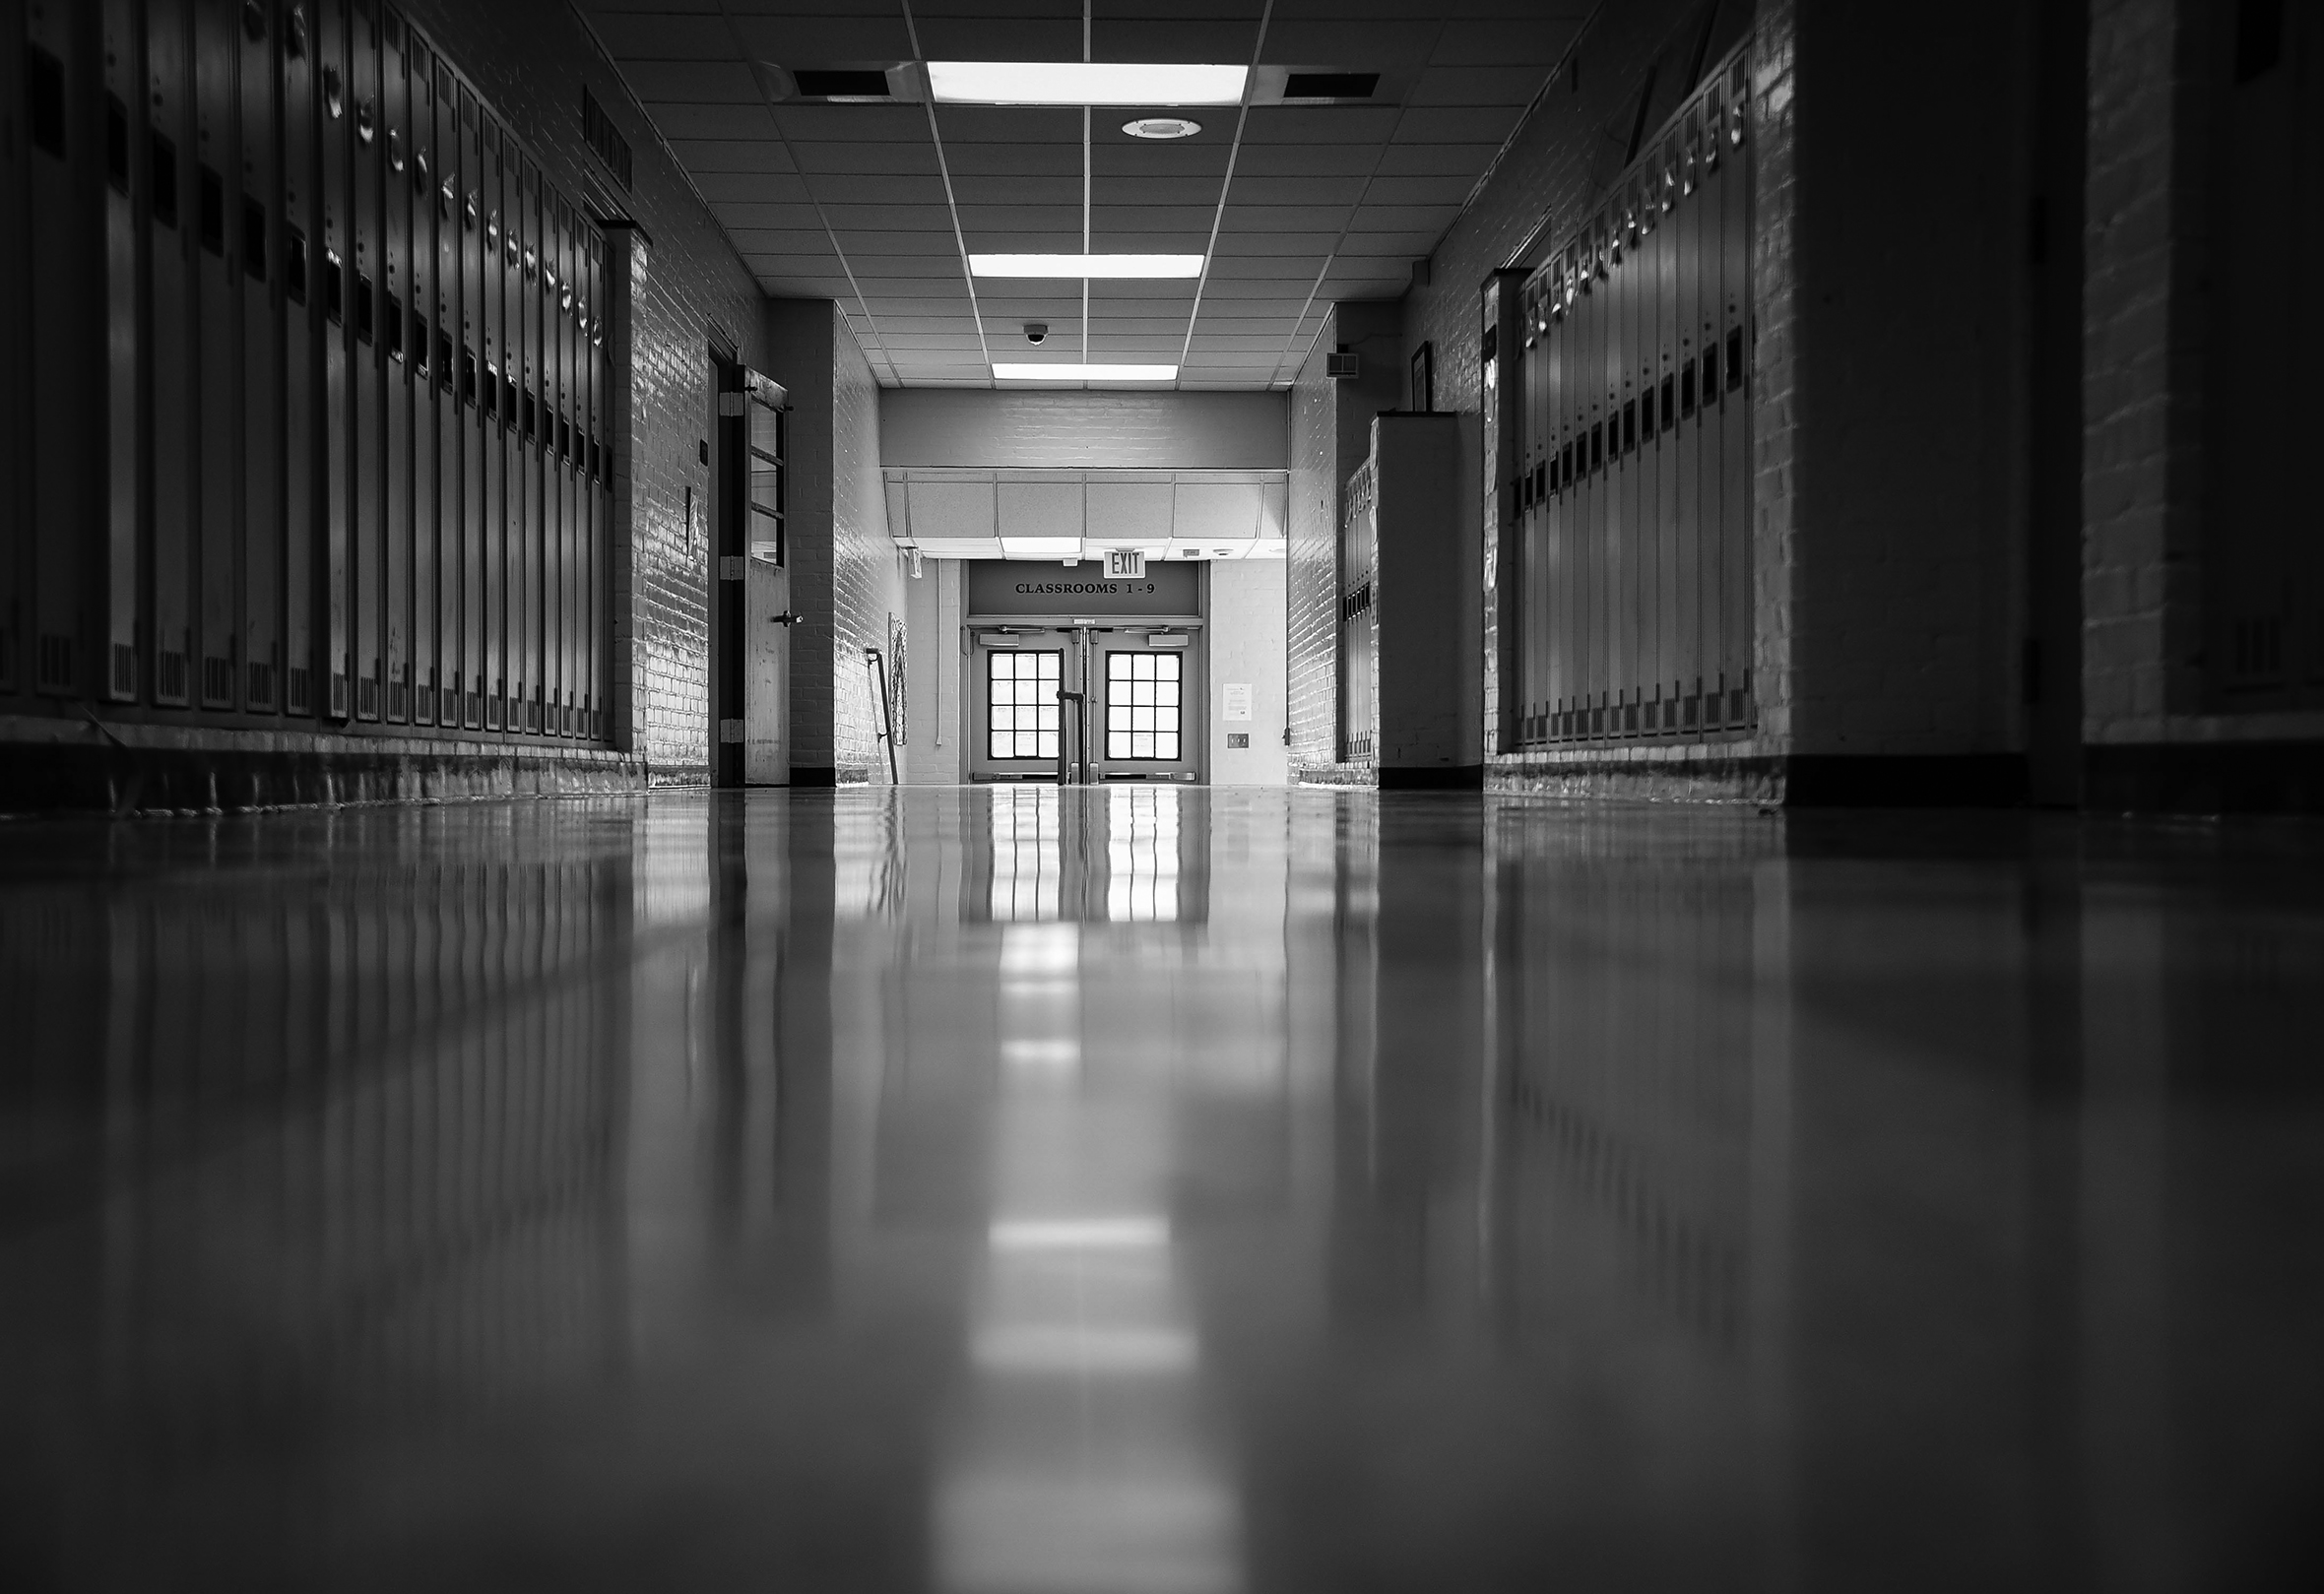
[1675,112,1702,732]
[481,111,503,731]
[1655,134,1680,732]
[381,5,408,720]
[406,23,432,724]
[239,0,282,714]
[1608,194,1631,727]
[459,83,481,728]
[22,0,99,697]
[433,52,459,727]
[1722,54,1752,728]
[551,195,570,735]
[193,0,240,709]
[588,235,608,736]
[282,0,317,717]
[0,0,21,693]
[1695,94,1723,730]
[318,0,349,719]
[349,0,379,719]
[147,0,198,705]
[102,0,141,701]
[517,155,538,733]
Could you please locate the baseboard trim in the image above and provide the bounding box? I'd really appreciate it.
[0,740,647,816]
[2085,739,2324,814]
[1487,752,2028,807]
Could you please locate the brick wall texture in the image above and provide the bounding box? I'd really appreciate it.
[1286,322,1339,771]
[2081,0,2209,740]
[402,0,765,784]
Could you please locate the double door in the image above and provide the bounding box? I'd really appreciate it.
[968,626,1202,784]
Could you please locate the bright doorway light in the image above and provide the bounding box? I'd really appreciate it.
[971,253,1204,280]
[929,61,1247,105]
[999,537,1085,558]
[992,362,1179,382]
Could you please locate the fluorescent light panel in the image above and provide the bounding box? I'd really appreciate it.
[992,362,1179,382]
[998,536,1085,557]
[971,253,1204,280]
[929,61,1247,106]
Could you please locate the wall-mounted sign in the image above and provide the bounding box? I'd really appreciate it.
[967,559,1200,619]
[1105,548,1148,579]
[1222,682,1253,722]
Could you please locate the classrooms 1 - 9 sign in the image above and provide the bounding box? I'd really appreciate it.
[966,559,1199,618]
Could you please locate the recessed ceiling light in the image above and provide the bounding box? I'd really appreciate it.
[928,61,1246,105]
[1123,116,1201,140]
[992,362,1180,382]
[971,253,1204,279]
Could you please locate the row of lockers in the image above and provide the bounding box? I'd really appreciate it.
[1501,46,1754,748]
[3,0,616,739]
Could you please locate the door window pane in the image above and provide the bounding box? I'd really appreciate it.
[1106,652,1181,761]
[987,651,1062,760]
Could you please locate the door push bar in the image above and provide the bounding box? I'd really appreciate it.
[1056,689,1090,787]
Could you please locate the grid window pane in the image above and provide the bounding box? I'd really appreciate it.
[989,650,1064,760]
[1104,651,1181,762]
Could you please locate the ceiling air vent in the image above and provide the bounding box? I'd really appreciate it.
[1283,71,1379,99]
[792,68,893,98]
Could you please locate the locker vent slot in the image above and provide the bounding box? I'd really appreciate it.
[199,166,225,254]
[355,274,373,343]
[36,635,74,692]
[243,199,267,280]
[152,135,179,226]
[203,657,234,706]
[289,667,310,714]
[331,672,349,717]
[247,662,275,709]
[412,314,429,370]
[113,645,138,698]
[28,48,65,158]
[389,678,409,720]
[106,96,131,192]
[159,651,189,703]
[358,676,380,718]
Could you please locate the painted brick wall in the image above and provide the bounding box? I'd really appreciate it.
[1208,558,1290,787]
[766,300,899,782]
[880,391,1288,469]
[400,0,766,784]
[1286,321,1340,772]
[833,323,905,783]
[2081,0,2209,742]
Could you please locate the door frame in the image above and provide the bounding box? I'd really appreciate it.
[962,620,1207,785]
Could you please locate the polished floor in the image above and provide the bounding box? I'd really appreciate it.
[2,787,2321,1592]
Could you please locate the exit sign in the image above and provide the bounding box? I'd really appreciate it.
[1105,548,1147,579]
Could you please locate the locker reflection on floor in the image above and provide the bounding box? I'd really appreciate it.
[4,788,2322,1592]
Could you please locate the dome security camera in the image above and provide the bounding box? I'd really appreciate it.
[1023,322,1048,345]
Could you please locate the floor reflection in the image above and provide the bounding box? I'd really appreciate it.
[2,792,2321,1590]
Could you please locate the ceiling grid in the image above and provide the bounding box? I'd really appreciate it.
[581,0,1593,389]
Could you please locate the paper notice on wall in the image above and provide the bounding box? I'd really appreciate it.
[1223,682,1253,723]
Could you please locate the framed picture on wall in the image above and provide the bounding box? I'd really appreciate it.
[1410,342,1434,413]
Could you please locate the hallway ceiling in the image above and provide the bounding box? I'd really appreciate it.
[576,1,1588,390]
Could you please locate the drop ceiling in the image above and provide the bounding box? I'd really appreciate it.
[577,0,1589,389]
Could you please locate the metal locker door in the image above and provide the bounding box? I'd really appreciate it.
[0,0,22,694]
[1674,113,1702,733]
[561,204,581,736]
[458,84,481,727]
[348,0,379,719]
[588,234,609,737]
[380,5,408,720]
[238,0,282,715]
[1721,50,1752,730]
[1612,189,1634,731]
[193,0,241,711]
[101,0,142,702]
[144,0,198,704]
[281,0,316,718]
[22,0,101,700]
[518,156,540,733]
[480,112,502,730]
[1630,174,1654,733]
[1697,85,1726,731]
[433,54,460,727]
[1654,136,1679,733]
[317,0,349,719]
[1584,217,1605,733]
[405,25,431,724]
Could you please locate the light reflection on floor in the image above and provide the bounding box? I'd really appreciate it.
[2,787,2321,1591]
